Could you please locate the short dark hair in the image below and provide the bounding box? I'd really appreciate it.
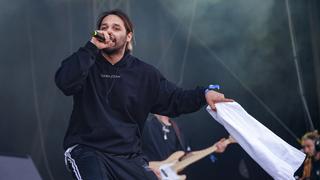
[97,9,134,51]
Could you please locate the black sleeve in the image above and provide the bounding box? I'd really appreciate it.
[150,72,207,117]
[55,42,99,96]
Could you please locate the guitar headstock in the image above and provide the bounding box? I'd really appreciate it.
[227,135,237,144]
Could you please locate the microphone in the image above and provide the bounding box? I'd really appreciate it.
[92,30,105,42]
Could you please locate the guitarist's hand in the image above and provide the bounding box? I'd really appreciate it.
[205,90,233,111]
[215,138,228,153]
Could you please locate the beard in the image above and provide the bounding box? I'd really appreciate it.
[102,36,127,55]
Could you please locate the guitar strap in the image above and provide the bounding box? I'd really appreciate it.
[171,120,187,151]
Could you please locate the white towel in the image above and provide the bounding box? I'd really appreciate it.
[206,102,305,180]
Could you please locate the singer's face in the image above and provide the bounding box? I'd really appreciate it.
[99,15,130,54]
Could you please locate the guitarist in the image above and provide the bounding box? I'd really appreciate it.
[142,114,191,162]
[142,114,229,178]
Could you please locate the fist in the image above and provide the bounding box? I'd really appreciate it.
[205,90,233,111]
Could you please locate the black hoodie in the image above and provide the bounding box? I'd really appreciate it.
[55,42,207,155]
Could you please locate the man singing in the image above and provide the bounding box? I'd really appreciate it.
[55,9,232,180]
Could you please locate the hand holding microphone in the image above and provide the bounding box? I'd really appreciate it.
[90,30,115,49]
[92,31,106,42]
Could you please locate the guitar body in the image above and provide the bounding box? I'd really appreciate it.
[149,151,187,180]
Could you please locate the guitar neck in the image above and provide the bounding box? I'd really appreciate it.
[172,139,232,172]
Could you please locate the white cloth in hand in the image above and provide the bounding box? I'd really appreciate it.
[206,102,305,180]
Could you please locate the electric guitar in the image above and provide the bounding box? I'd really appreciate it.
[149,136,236,180]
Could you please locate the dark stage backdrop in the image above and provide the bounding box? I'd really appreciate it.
[0,0,319,179]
